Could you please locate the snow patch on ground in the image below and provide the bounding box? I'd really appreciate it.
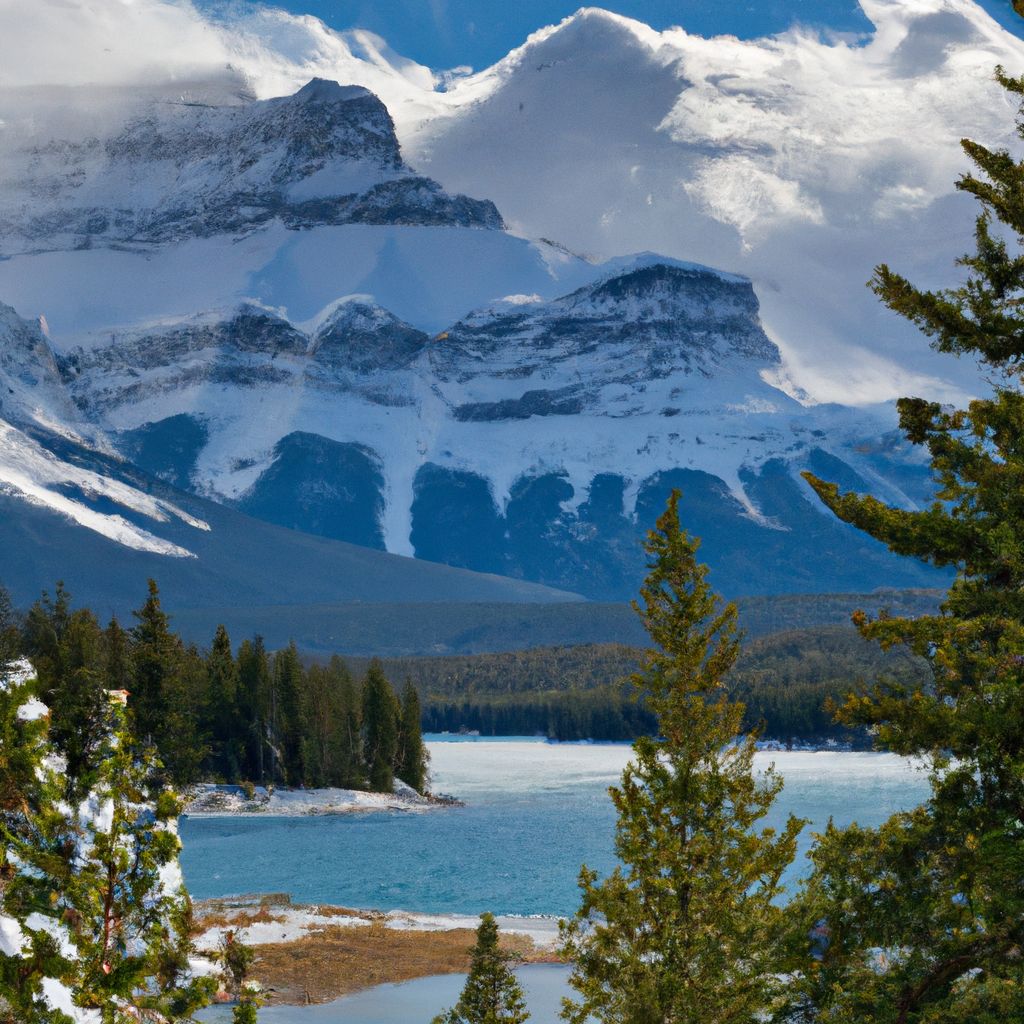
[182,783,435,818]
[193,902,560,953]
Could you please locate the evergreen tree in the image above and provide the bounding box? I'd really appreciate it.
[23,589,108,799]
[0,665,70,1022]
[329,656,363,789]
[432,913,529,1024]
[270,643,304,785]
[560,492,802,1024]
[160,644,210,787]
[0,672,215,1022]
[231,987,263,1024]
[0,585,20,678]
[102,618,132,694]
[235,637,270,783]
[786,65,1024,1022]
[362,659,398,793]
[205,625,239,778]
[300,664,336,788]
[397,680,428,793]
[130,579,177,748]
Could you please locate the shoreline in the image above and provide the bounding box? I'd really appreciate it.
[193,897,561,1006]
[182,782,462,818]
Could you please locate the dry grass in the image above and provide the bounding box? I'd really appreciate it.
[250,922,540,1005]
[192,906,285,932]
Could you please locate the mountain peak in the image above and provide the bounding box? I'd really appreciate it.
[518,6,665,58]
[289,78,373,105]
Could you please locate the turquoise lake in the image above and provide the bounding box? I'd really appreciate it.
[180,737,932,919]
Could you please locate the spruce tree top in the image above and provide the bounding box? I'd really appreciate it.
[432,912,529,1024]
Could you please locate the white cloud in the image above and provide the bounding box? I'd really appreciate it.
[683,156,825,245]
[0,0,233,90]
[404,1,1024,403]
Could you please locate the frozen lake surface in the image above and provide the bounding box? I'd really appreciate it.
[181,737,930,918]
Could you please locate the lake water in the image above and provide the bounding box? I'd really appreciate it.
[198,964,572,1024]
[181,737,931,918]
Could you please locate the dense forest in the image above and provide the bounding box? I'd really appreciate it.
[356,626,930,743]
[6,580,428,793]
[5,576,935,769]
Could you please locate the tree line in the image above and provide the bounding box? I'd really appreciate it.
[8,579,428,794]
[413,626,929,743]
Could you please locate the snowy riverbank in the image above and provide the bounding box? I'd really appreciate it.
[182,781,450,817]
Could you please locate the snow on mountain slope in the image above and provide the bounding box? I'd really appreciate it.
[4,2,1020,402]
[0,78,497,255]
[0,303,209,556]
[0,303,83,433]
[386,2,1024,404]
[46,252,946,599]
[0,432,583,624]
[0,68,596,344]
[0,224,596,346]
[58,258,795,516]
[0,298,584,608]
[0,422,205,558]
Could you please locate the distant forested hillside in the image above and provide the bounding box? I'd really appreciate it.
[9,576,939,753]
[169,588,944,655]
[347,624,931,744]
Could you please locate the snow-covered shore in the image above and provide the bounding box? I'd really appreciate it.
[193,900,560,953]
[182,781,450,817]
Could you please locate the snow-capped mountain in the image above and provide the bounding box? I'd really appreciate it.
[46,246,941,600]
[0,69,949,606]
[0,78,499,254]
[0,300,581,625]
[4,1,1023,400]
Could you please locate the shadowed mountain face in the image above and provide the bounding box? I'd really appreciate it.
[0,422,581,618]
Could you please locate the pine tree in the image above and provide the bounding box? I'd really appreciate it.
[329,656,363,789]
[102,618,132,694]
[205,625,239,779]
[0,664,69,1022]
[432,913,529,1024]
[0,586,20,678]
[130,579,177,748]
[560,492,802,1024]
[23,589,108,800]
[789,65,1024,1023]
[361,660,398,793]
[397,680,429,793]
[0,670,215,1022]
[271,644,305,785]
[160,644,210,787]
[236,637,270,783]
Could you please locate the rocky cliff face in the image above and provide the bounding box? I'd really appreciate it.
[0,303,86,432]
[0,79,501,253]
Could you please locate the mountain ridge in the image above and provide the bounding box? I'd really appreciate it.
[0,74,952,609]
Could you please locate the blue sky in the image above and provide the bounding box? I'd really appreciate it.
[219,0,1021,70]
